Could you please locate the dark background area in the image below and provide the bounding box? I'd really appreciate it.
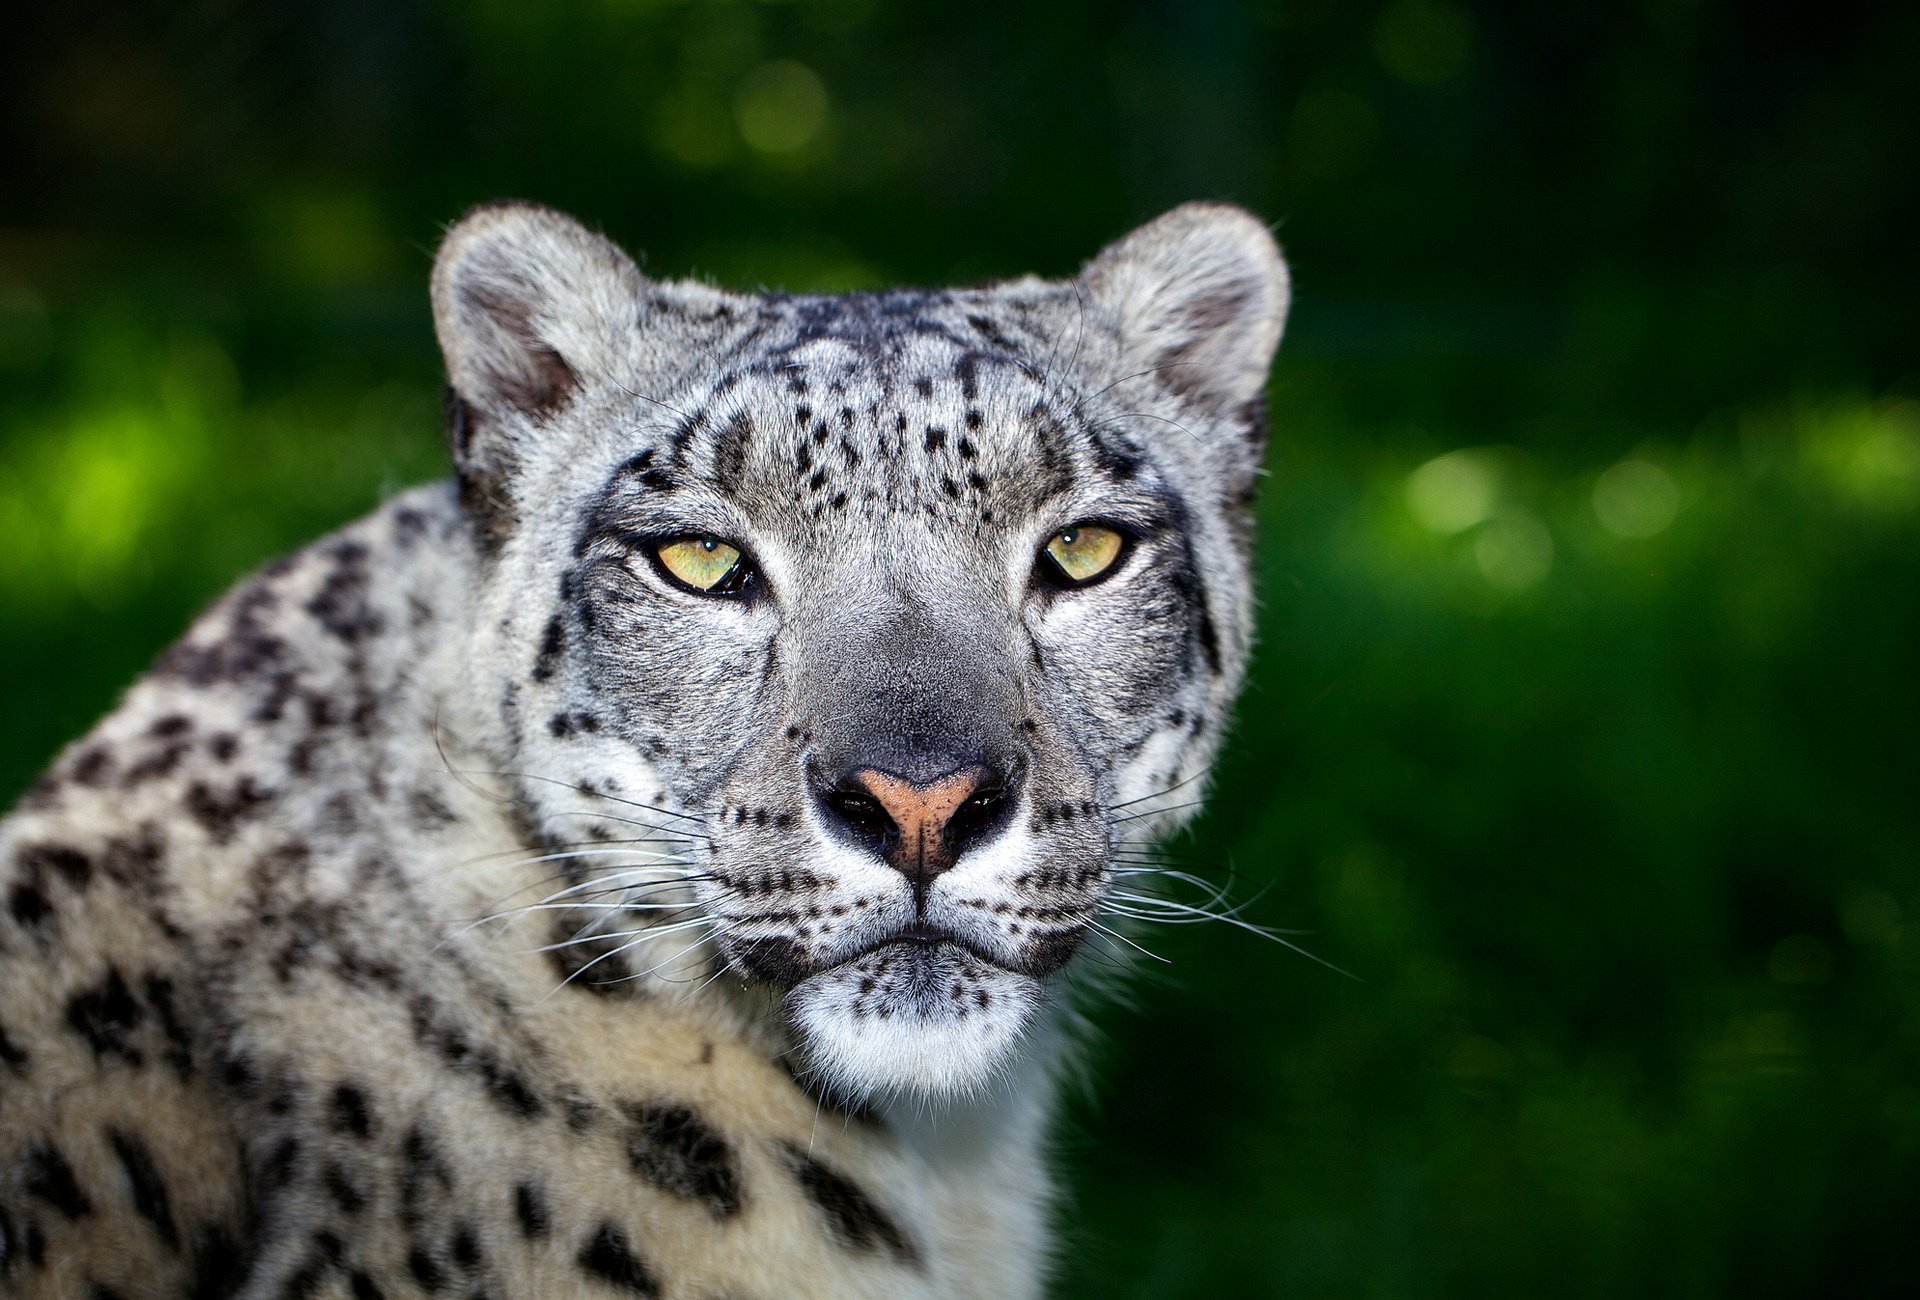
[3,1,1916,1295]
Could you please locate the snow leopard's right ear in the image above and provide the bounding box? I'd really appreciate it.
[431,202,643,538]
[1080,202,1289,414]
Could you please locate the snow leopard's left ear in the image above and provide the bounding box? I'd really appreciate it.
[1080,202,1289,413]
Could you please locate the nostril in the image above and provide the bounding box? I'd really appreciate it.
[819,786,896,851]
[945,784,1010,854]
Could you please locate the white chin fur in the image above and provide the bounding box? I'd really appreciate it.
[786,943,1042,1102]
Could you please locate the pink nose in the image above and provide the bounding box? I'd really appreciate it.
[848,766,990,875]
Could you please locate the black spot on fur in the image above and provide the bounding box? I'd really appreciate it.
[399,1124,454,1235]
[185,777,273,844]
[1087,427,1143,481]
[121,739,190,784]
[576,1222,657,1295]
[8,882,50,927]
[513,1182,550,1239]
[532,615,565,682]
[262,1136,302,1190]
[0,1020,27,1072]
[304,542,383,643]
[279,1259,326,1300]
[325,1161,368,1214]
[449,1222,482,1268]
[780,1144,919,1266]
[407,1247,445,1291]
[221,1052,259,1095]
[715,411,755,484]
[71,744,115,785]
[25,1143,92,1219]
[482,1064,545,1119]
[330,1082,374,1137]
[109,1129,178,1249]
[349,1272,386,1300]
[727,935,810,988]
[17,843,93,891]
[66,967,145,1065]
[620,1102,742,1218]
[544,920,638,996]
[191,1224,246,1297]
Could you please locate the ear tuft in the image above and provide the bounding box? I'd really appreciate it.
[1080,202,1289,410]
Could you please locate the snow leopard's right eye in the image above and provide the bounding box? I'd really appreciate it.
[653,536,755,596]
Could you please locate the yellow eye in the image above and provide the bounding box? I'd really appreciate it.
[655,537,747,593]
[1042,524,1126,585]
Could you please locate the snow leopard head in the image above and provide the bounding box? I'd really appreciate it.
[432,200,1288,1101]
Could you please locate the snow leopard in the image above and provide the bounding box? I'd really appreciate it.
[0,199,1288,1299]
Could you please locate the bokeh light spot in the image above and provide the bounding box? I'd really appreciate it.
[734,61,829,154]
[1592,459,1680,538]
[1474,510,1553,590]
[1406,448,1498,533]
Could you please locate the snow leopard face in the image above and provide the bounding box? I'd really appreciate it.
[432,201,1288,1101]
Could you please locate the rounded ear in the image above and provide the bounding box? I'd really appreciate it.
[1079,202,1290,412]
[431,203,644,534]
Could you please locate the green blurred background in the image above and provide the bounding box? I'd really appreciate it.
[3,1,1916,1294]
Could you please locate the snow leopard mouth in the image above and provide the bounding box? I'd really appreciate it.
[824,920,1010,979]
[730,911,1084,993]
[862,920,985,956]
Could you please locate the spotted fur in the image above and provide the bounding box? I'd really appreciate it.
[0,201,1287,1298]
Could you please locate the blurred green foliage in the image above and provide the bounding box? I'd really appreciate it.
[3,1,1916,1295]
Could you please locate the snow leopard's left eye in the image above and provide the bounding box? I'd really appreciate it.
[1038,524,1128,587]
[653,536,754,596]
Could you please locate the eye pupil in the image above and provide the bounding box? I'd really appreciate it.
[1059,527,1079,546]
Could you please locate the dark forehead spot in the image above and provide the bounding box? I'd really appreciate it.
[955,351,983,399]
